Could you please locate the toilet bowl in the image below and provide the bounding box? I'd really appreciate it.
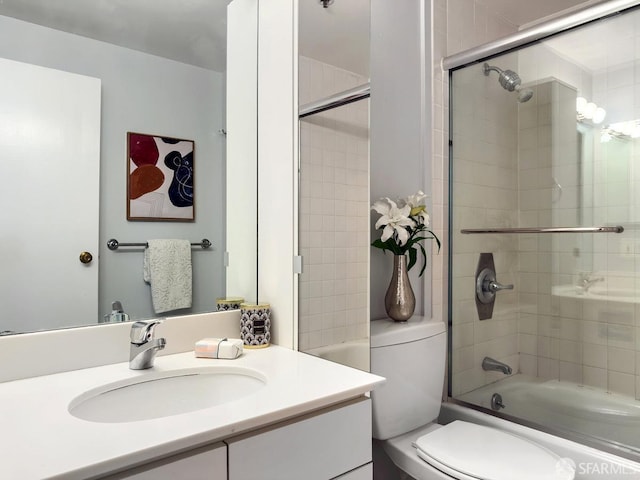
[370,317,575,480]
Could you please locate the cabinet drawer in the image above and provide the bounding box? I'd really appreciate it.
[100,442,227,480]
[227,397,372,480]
[333,462,372,480]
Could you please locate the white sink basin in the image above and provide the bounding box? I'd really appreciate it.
[68,366,266,423]
[589,288,639,298]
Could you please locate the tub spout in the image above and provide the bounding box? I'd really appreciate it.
[482,356,512,375]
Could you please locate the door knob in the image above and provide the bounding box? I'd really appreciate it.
[79,251,93,264]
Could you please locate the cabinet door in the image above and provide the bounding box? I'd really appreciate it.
[100,442,226,480]
[227,397,371,480]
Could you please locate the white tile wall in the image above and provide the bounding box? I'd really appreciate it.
[298,56,370,351]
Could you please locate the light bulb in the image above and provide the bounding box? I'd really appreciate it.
[576,96,587,114]
[592,107,606,124]
[584,102,597,119]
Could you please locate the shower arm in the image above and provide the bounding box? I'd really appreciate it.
[483,64,503,76]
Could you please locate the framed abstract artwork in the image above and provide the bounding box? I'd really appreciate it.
[127,132,195,221]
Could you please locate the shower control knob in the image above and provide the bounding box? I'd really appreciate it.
[476,267,514,304]
[487,280,514,293]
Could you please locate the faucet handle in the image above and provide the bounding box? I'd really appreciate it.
[130,320,163,344]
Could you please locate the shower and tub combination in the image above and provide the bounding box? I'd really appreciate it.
[447,0,640,463]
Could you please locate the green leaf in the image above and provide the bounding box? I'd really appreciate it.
[372,238,403,255]
[407,247,417,271]
[426,230,442,252]
[417,242,427,277]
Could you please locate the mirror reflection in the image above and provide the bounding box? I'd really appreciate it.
[0,0,255,335]
[298,0,371,370]
[450,5,640,456]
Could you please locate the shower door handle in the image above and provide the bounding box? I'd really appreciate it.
[487,281,513,293]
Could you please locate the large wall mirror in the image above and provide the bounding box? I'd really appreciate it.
[297,0,371,370]
[0,0,257,335]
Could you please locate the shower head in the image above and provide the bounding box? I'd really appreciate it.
[517,87,534,103]
[483,63,533,103]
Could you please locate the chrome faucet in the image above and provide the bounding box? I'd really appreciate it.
[482,356,512,375]
[129,320,166,370]
[576,272,604,293]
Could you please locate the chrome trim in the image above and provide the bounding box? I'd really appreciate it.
[442,0,640,70]
[461,226,624,234]
[299,83,370,118]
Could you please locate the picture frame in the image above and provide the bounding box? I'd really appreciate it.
[127,132,195,221]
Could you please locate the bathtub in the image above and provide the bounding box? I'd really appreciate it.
[306,338,370,371]
[457,374,640,453]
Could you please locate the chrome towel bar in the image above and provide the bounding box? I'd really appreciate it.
[107,238,212,250]
[461,226,624,234]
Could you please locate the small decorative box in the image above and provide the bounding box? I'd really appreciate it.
[240,303,271,348]
[216,296,245,311]
[194,338,244,359]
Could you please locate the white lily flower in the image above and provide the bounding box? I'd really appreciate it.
[371,197,415,246]
[371,191,441,277]
[405,190,426,208]
[405,190,430,227]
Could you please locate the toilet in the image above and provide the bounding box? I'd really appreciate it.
[370,316,575,480]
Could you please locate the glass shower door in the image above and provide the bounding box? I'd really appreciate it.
[449,6,640,458]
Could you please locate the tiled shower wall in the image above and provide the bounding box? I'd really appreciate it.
[449,55,521,395]
[441,3,640,399]
[432,0,519,396]
[430,0,518,336]
[298,56,370,351]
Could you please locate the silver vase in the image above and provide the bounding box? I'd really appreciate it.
[384,254,415,322]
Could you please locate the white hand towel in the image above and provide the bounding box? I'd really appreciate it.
[143,239,192,314]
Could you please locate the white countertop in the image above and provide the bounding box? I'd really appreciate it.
[1,345,384,480]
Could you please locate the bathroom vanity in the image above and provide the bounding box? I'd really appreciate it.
[0,345,383,479]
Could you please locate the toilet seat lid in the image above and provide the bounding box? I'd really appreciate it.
[414,421,575,480]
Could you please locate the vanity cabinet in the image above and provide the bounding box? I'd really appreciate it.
[226,397,372,480]
[101,397,371,480]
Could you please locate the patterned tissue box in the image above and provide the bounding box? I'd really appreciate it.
[240,303,271,348]
[216,296,245,311]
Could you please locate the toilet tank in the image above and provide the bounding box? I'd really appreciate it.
[370,316,446,440]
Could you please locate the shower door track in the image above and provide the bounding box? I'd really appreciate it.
[299,83,370,118]
[442,0,640,70]
[461,226,624,234]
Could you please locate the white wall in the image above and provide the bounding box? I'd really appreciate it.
[257,0,298,348]
[0,15,225,323]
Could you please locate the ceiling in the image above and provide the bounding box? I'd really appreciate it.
[299,0,371,77]
[0,0,231,72]
[0,0,608,74]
